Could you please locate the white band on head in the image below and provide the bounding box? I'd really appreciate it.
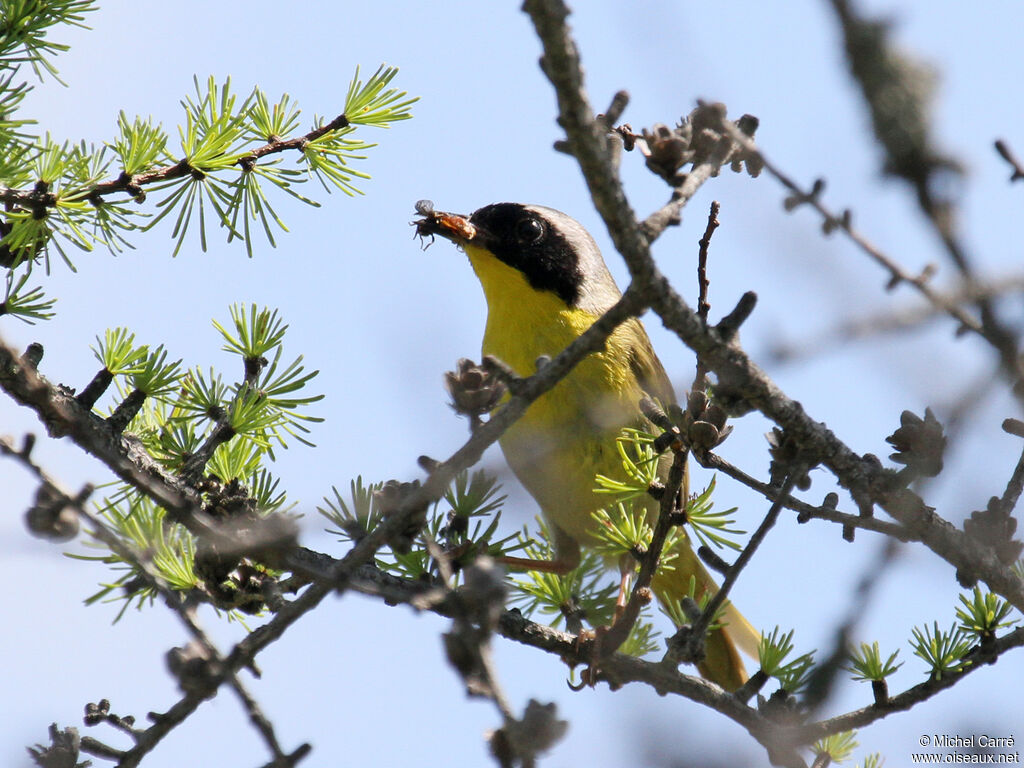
[523,205,623,314]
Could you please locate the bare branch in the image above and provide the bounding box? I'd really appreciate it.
[995,139,1024,183]
[671,470,798,668]
[828,0,1023,389]
[522,0,1024,615]
[769,274,1024,363]
[696,450,912,541]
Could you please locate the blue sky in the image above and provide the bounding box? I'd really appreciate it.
[4,1,1024,765]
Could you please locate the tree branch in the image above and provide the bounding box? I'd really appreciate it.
[0,111,356,211]
[696,450,913,541]
[522,0,1024,619]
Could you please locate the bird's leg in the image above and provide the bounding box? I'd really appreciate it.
[576,567,634,689]
[496,555,575,574]
[494,526,609,687]
[496,524,581,575]
[612,567,633,624]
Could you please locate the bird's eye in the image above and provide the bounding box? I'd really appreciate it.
[514,217,545,244]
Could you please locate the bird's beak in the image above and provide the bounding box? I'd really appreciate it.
[413,203,477,245]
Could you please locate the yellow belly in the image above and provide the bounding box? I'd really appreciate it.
[467,243,648,546]
[495,345,649,545]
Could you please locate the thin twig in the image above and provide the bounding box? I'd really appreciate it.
[768,274,1024,363]
[996,437,1024,514]
[788,624,1024,742]
[303,548,1024,767]
[600,448,687,656]
[3,437,303,767]
[995,139,1024,183]
[522,0,655,286]
[677,471,799,666]
[225,671,307,767]
[641,150,734,245]
[696,201,719,323]
[802,539,900,713]
[0,111,357,213]
[718,118,1024,390]
[696,450,912,541]
[828,0,1022,388]
[693,201,720,393]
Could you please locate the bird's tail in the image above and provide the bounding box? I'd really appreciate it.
[650,537,760,691]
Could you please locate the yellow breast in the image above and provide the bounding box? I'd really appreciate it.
[466,243,648,546]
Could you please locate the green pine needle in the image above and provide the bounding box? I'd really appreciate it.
[618,617,662,658]
[0,132,37,188]
[0,213,53,269]
[910,621,973,680]
[510,518,619,629]
[174,367,229,422]
[319,476,385,543]
[812,731,859,765]
[247,89,303,142]
[247,468,290,513]
[206,436,262,483]
[0,0,98,82]
[343,64,418,128]
[594,428,660,499]
[955,587,1018,641]
[130,344,182,399]
[91,327,148,374]
[758,625,817,692]
[590,500,654,559]
[658,574,726,632]
[845,641,902,682]
[226,387,283,444]
[776,652,816,694]
[214,303,287,358]
[302,124,374,196]
[759,625,798,675]
[109,111,169,176]
[0,270,56,323]
[595,427,745,554]
[443,468,507,518]
[245,346,324,449]
[179,75,251,169]
[151,420,201,470]
[685,476,744,552]
[67,494,199,622]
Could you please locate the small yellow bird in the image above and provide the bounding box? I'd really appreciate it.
[419,201,758,689]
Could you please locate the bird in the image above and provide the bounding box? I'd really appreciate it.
[416,200,758,689]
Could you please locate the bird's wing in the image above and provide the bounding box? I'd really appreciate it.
[625,319,676,407]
